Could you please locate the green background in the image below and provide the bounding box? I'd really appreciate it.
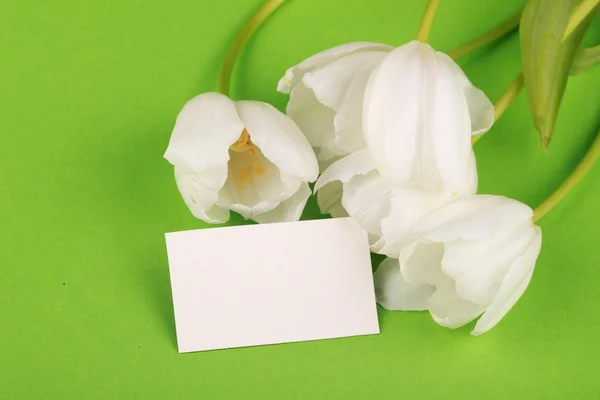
[1,0,599,398]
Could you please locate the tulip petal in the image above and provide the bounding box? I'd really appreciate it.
[303,51,387,111]
[375,188,452,257]
[437,53,495,134]
[277,42,393,94]
[218,148,302,220]
[374,257,435,311]
[236,101,319,182]
[363,41,472,192]
[286,82,337,152]
[413,195,534,242]
[428,283,486,329]
[317,181,348,217]
[442,222,537,305]
[253,183,312,223]
[472,226,542,335]
[399,240,448,286]
[332,54,385,154]
[399,240,485,327]
[165,92,243,172]
[363,42,422,185]
[174,166,230,223]
[341,171,392,237]
[314,149,374,192]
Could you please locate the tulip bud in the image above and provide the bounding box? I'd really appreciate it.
[520,0,595,149]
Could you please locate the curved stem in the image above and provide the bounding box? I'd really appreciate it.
[218,0,286,96]
[416,0,441,43]
[533,131,600,222]
[492,73,524,123]
[472,73,524,145]
[563,0,599,42]
[448,10,522,60]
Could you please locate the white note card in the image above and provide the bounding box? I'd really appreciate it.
[165,218,379,353]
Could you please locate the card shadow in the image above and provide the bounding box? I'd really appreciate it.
[144,259,178,350]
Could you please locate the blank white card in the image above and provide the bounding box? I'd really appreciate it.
[165,218,380,353]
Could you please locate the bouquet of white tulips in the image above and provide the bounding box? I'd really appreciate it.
[164,0,600,335]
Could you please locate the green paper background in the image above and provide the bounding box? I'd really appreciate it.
[1,0,599,398]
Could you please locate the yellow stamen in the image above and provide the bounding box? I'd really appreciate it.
[229,129,266,189]
[230,128,255,152]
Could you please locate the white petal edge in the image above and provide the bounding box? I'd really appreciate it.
[277,42,393,94]
[236,101,319,182]
[362,41,424,186]
[331,53,387,155]
[472,226,542,335]
[436,52,495,135]
[374,257,436,311]
[253,183,312,223]
[174,166,230,223]
[375,189,453,258]
[314,149,374,192]
[341,171,393,237]
[428,286,486,329]
[286,82,336,150]
[317,181,348,217]
[303,50,388,111]
[227,199,281,221]
[363,41,473,192]
[164,92,243,172]
[412,195,534,243]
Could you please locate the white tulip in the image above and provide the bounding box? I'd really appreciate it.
[164,92,319,224]
[374,195,543,335]
[287,40,492,245]
[279,40,494,176]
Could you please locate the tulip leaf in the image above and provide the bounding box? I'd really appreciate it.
[520,0,595,149]
[571,44,600,75]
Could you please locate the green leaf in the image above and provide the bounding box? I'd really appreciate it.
[571,45,600,75]
[520,0,595,149]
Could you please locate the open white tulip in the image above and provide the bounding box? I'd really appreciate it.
[164,92,319,224]
[374,195,542,335]
[279,40,494,175]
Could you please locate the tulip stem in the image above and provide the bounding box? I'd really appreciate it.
[533,130,600,222]
[562,0,599,42]
[472,73,524,145]
[448,10,522,60]
[416,0,440,43]
[218,0,286,96]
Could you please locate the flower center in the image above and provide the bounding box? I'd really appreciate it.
[228,129,265,188]
[230,128,255,153]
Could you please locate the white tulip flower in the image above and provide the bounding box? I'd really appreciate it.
[279,40,494,174]
[164,92,319,224]
[374,195,543,335]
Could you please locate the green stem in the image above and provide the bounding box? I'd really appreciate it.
[218,0,286,96]
[447,10,522,60]
[416,0,441,43]
[472,73,524,145]
[562,0,599,42]
[533,131,600,222]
